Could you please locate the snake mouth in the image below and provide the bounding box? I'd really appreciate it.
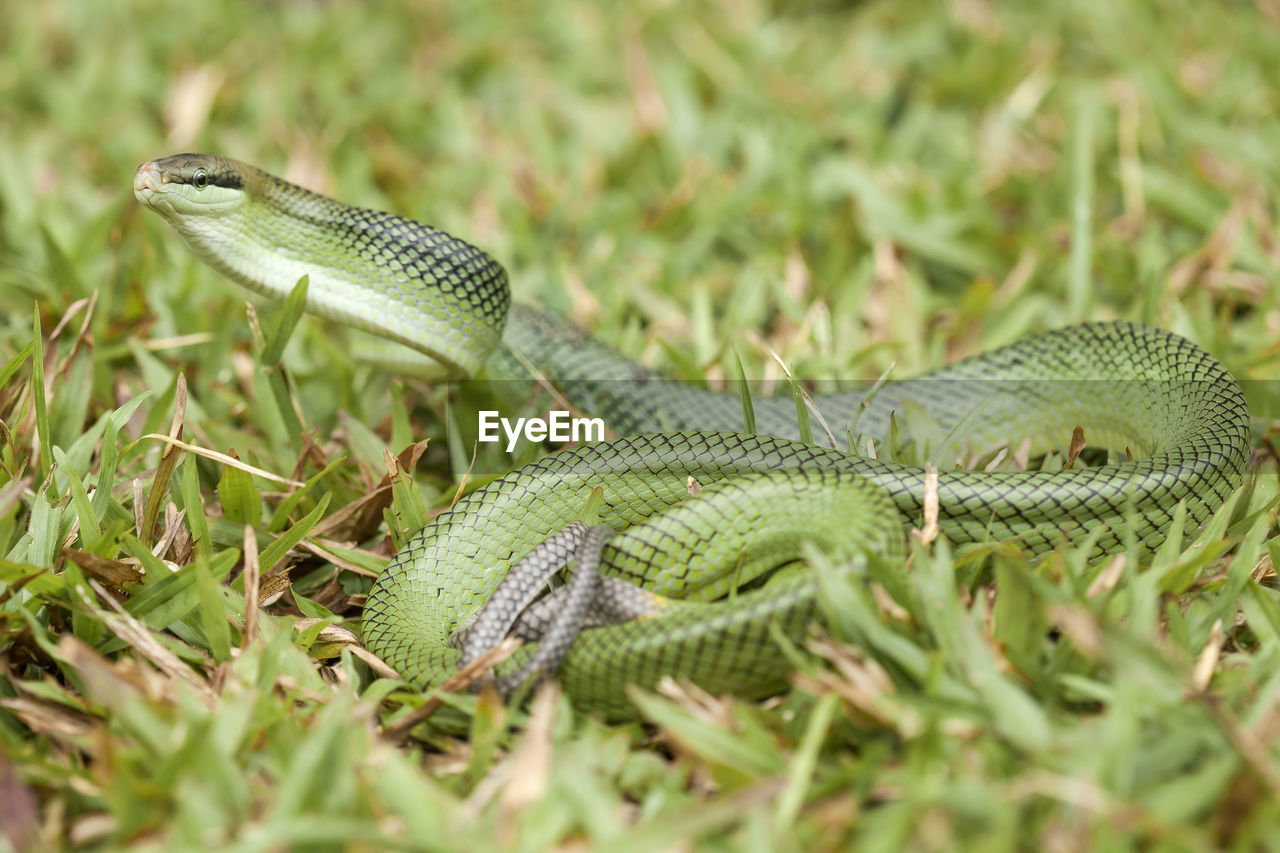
[133,161,175,215]
[134,161,164,194]
[134,159,241,217]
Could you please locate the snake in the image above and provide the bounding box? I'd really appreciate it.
[134,153,1252,720]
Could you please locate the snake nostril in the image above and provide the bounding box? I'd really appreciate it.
[133,162,164,195]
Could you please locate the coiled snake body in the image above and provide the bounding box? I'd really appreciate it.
[135,154,1251,719]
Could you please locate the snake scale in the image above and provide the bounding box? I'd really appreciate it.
[135,153,1251,719]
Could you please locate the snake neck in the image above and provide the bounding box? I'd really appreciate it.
[159,164,511,377]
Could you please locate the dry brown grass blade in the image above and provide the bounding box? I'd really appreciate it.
[912,463,940,545]
[242,523,261,646]
[312,483,393,542]
[1191,619,1225,693]
[794,633,917,735]
[766,347,838,448]
[287,433,332,485]
[60,547,145,587]
[142,332,217,352]
[1064,426,1087,469]
[1010,437,1033,470]
[1196,693,1280,798]
[85,580,216,706]
[1167,191,1254,296]
[0,696,98,747]
[55,635,150,706]
[381,637,522,741]
[293,619,361,646]
[131,479,146,539]
[160,502,192,565]
[447,444,477,511]
[1251,551,1275,582]
[346,645,401,680]
[297,538,381,578]
[625,32,667,135]
[0,475,32,520]
[164,64,222,147]
[498,339,604,435]
[1049,604,1105,660]
[497,681,560,844]
[345,440,427,538]
[1086,554,1127,598]
[137,434,305,487]
[872,584,911,621]
[256,571,291,607]
[140,374,187,544]
[49,291,98,375]
[655,677,738,729]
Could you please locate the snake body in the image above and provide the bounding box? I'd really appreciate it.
[135,154,1251,719]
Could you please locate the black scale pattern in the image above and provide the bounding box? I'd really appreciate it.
[141,156,1250,719]
[364,320,1251,718]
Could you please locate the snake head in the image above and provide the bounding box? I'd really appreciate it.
[133,152,511,378]
[134,153,253,219]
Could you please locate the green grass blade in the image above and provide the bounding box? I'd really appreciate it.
[257,492,331,571]
[731,345,756,435]
[217,458,262,528]
[1066,88,1097,320]
[261,275,309,366]
[180,454,211,556]
[30,305,51,485]
[195,556,233,662]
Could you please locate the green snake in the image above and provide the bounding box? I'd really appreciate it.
[135,153,1252,719]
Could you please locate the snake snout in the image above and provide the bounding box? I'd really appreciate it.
[133,161,165,197]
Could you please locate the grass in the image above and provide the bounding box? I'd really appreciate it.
[3,0,1280,849]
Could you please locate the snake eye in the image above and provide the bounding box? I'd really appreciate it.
[192,169,209,190]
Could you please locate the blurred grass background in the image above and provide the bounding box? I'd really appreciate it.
[2,0,1280,849]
